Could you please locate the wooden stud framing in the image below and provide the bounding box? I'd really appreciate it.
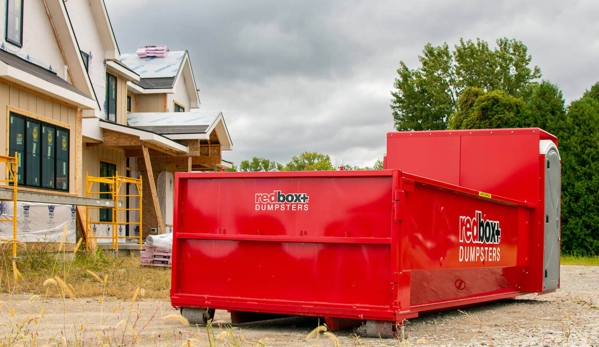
[142,145,165,234]
[76,206,96,250]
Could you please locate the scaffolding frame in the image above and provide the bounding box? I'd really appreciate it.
[85,171,143,251]
[0,154,18,258]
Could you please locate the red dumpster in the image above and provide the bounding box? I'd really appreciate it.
[170,128,561,336]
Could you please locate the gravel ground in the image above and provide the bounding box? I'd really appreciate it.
[1,265,597,346]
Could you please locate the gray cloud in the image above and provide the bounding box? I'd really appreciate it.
[105,0,599,167]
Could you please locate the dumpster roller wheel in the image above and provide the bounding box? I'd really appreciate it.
[356,320,400,339]
[180,308,215,325]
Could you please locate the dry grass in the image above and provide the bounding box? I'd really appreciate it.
[561,255,599,266]
[0,242,254,346]
[0,243,171,300]
[0,242,347,346]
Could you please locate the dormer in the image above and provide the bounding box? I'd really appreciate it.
[120,48,200,113]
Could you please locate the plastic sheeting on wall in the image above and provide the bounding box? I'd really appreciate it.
[0,202,76,243]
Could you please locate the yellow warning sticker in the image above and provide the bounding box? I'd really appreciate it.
[478,191,492,199]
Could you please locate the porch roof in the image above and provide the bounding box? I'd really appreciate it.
[127,110,233,150]
[98,119,189,156]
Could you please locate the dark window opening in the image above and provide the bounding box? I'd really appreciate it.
[127,95,131,112]
[41,125,55,189]
[5,0,24,47]
[99,162,116,222]
[81,51,90,71]
[106,73,117,122]
[8,112,69,191]
[25,120,40,187]
[174,102,185,112]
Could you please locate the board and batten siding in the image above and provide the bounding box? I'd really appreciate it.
[136,94,166,113]
[116,75,128,126]
[0,80,78,194]
[81,146,127,222]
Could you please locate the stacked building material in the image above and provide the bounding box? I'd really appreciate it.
[136,45,168,58]
[140,245,172,267]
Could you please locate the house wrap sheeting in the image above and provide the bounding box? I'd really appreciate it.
[127,111,219,127]
[119,51,186,78]
[0,202,76,243]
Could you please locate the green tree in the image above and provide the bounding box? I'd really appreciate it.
[448,88,530,129]
[284,152,333,171]
[391,38,541,131]
[239,157,283,172]
[225,163,237,172]
[558,90,599,255]
[373,158,384,170]
[524,81,566,133]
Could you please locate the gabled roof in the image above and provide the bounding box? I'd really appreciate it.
[127,110,232,150]
[0,49,87,97]
[120,50,201,108]
[0,47,96,109]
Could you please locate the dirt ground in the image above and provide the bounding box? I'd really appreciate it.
[1,265,597,346]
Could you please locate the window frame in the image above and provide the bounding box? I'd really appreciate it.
[105,72,117,123]
[5,0,24,47]
[8,111,70,192]
[173,101,185,112]
[126,95,131,112]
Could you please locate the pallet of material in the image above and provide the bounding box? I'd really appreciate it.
[140,245,172,267]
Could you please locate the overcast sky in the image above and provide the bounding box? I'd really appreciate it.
[104,0,599,168]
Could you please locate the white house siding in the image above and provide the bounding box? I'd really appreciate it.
[65,0,106,116]
[0,0,67,81]
[168,74,191,112]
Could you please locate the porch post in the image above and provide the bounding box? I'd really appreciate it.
[141,145,165,234]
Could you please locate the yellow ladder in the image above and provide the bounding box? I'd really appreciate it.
[85,172,143,251]
[0,154,18,258]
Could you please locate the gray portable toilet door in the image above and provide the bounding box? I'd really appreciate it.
[540,140,561,291]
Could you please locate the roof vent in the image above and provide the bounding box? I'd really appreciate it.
[136,45,168,58]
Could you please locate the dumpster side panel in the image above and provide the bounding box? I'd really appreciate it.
[459,133,539,204]
[398,176,532,307]
[176,241,391,305]
[386,128,551,203]
[171,172,399,320]
[385,134,461,185]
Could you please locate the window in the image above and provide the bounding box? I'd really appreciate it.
[56,128,69,190]
[41,125,55,188]
[126,95,131,112]
[174,102,185,112]
[99,162,116,222]
[8,112,69,191]
[105,73,117,122]
[81,51,90,71]
[5,0,24,47]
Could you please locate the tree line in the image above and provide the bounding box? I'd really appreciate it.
[391,38,599,256]
[227,152,383,172]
